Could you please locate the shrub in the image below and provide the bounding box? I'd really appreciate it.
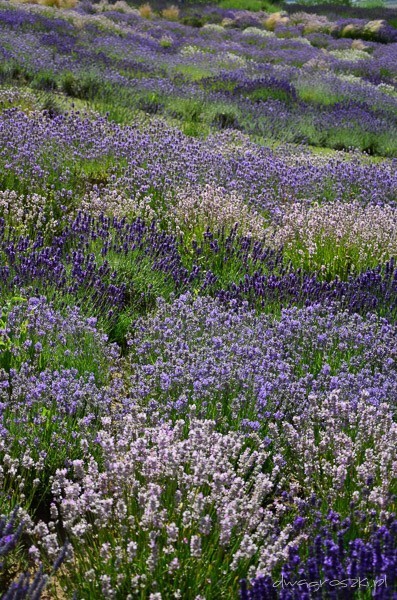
[181,14,205,28]
[139,2,153,19]
[59,71,79,97]
[60,72,101,100]
[31,72,58,92]
[264,12,289,31]
[161,5,179,21]
[40,94,63,119]
[38,0,77,7]
[212,108,240,130]
[136,92,164,114]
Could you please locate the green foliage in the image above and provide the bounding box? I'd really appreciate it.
[278,118,397,158]
[181,14,206,27]
[296,84,344,106]
[356,0,385,6]
[136,91,165,114]
[39,93,64,117]
[0,61,33,85]
[105,247,177,312]
[173,63,214,81]
[248,86,293,104]
[210,106,241,129]
[181,119,208,137]
[31,71,58,92]
[169,97,205,122]
[295,0,352,5]
[219,0,279,10]
[59,71,102,101]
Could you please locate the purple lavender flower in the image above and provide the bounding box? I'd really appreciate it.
[241,513,397,599]
[0,508,67,599]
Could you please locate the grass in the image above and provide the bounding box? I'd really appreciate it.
[218,0,281,11]
[296,83,345,105]
[172,64,214,81]
[356,0,385,7]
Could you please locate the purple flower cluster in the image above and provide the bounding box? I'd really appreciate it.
[0,295,116,378]
[125,293,397,426]
[0,508,66,600]
[241,513,397,599]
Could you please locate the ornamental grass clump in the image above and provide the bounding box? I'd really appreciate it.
[139,3,153,19]
[161,5,179,22]
[264,12,289,32]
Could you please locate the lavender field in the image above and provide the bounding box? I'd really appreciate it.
[1,0,397,597]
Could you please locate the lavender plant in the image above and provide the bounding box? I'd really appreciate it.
[0,296,120,513]
[125,293,397,426]
[0,295,116,381]
[241,513,397,599]
[1,508,67,599]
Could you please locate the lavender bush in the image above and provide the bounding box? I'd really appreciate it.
[241,513,397,599]
[0,508,67,599]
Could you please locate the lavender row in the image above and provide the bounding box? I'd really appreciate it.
[4,211,397,329]
[1,3,397,154]
[1,108,397,216]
